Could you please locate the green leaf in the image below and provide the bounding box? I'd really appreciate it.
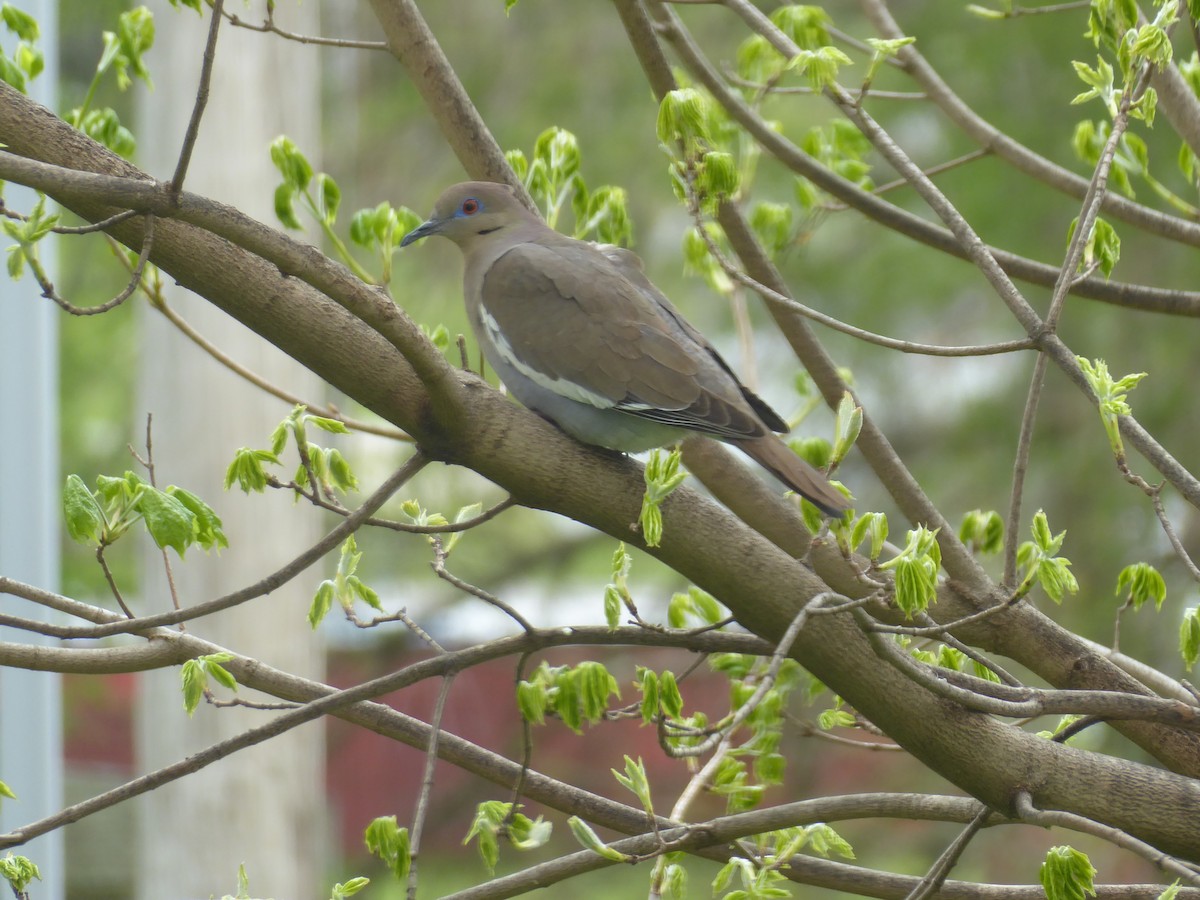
[659,670,683,719]
[638,669,659,723]
[137,486,196,556]
[2,5,40,41]
[789,46,853,90]
[180,658,205,716]
[1076,357,1146,457]
[77,107,136,157]
[879,526,941,617]
[0,854,41,893]
[331,876,370,899]
[959,509,1003,554]
[270,135,313,191]
[167,486,228,551]
[63,474,105,545]
[316,172,341,225]
[568,816,631,862]
[0,780,15,801]
[612,755,653,811]
[640,448,687,548]
[749,202,794,257]
[364,816,410,880]
[1040,845,1097,900]
[656,88,711,148]
[517,679,548,725]
[308,581,335,629]
[1180,607,1200,669]
[224,447,279,493]
[805,823,855,859]
[553,668,582,733]
[818,706,855,730]
[578,661,619,723]
[864,35,915,81]
[770,4,833,50]
[1115,562,1166,611]
[506,811,552,850]
[831,392,862,463]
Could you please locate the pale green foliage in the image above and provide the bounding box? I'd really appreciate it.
[508,126,632,245]
[1016,511,1079,604]
[568,816,630,862]
[1115,562,1166,611]
[1040,845,1097,900]
[269,138,378,283]
[63,470,227,558]
[612,755,655,814]
[959,509,1004,555]
[879,526,942,617]
[715,823,853,899]
[1075,357,1147,459]
[830,391,862,464]
[349,200,423,286]
[0,854,41,896]
[464,802,551,873]
[0,3,44,92]
[225,405,358,498]
[329,876,370,900]
[180,652,237,716]
[795,119,874,211]
[603,542,634,629]
[1181,607,1200,669]
[1066,215,1121,279]
[364,816,410,881]
[637,667,683,723]
[308,535,381,629]
[516,660,620,733]
[863,35,915,83]
[667,585,724,628]
[931,645,1002,684]
[817,697,855,730]
[843,511,888,560]
[682,222,734,293]
[214,864,260,900]
[4,193,58,281]
[639,448,688,547]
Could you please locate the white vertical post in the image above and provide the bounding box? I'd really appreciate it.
[0,2,64,898]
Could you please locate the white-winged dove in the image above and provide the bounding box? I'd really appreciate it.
[401,181,851,516]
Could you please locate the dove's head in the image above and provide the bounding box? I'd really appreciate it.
[401,181,531,249]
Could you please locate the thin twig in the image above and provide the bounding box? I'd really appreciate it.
[431,537,535,633]
[32,213,154,316]
[905,803,993,900]
[170,0,224,197]
[96,547,135,618]
[1003,354,1048,588]
[0,201,139,234]
[213,0,388,50]
[722,67,925,100]
[136,412,184,614]
[1013,791,1200,884]
[408,673,455,900]
[685,185,1034,358]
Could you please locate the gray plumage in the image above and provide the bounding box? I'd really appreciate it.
[401,181,850,516]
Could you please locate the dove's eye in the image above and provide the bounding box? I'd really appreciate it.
[461,198,480,215]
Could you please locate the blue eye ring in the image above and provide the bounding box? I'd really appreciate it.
[460,198,481,216]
